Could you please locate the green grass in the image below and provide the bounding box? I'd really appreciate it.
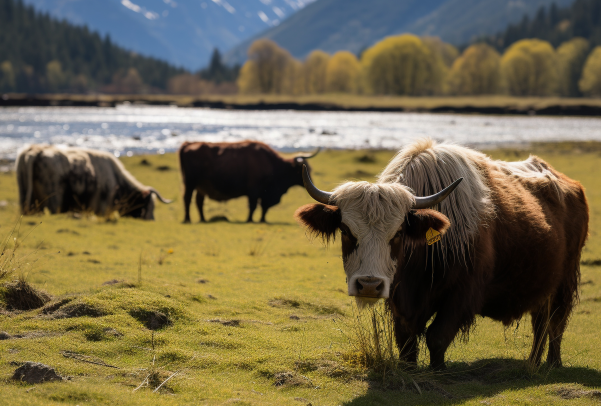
[0,146,600,405]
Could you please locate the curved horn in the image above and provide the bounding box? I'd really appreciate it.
[302,165,333,205]
[413,178,463,210]
[149,188,174,204]
[296,147,321,159]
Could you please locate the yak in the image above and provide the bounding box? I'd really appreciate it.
[16,144,172,219]
[179,140,319,223]
[295,139,588,370]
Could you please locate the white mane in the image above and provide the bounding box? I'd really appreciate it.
[378,139,494,259]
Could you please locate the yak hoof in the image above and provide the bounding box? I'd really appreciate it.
[183,219,191,224]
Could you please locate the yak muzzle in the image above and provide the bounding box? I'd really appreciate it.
[353,276,387,298]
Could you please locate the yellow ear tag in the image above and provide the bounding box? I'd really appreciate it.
[426,228,441,245]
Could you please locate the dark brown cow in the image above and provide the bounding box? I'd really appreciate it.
[295,139,588,369]
[179,141,319,223]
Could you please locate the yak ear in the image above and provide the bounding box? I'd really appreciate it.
[295,204,341,245]
[405,209,451,243]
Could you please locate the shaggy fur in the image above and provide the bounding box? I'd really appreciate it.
[16,144,161,219]
[296,138,588,369]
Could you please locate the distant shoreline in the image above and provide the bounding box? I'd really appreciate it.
[2,94,601,117]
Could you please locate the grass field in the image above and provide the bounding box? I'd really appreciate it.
[0,145,600,405]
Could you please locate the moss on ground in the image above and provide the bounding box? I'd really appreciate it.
[0,145,600,405]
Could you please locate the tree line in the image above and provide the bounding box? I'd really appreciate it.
[0,0,240,94]
[237,34,601,98]
[238,0,601,98]
[484,0,600,52]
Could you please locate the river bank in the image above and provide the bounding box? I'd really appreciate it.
[3,94,601,116]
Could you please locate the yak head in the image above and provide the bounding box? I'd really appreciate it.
[290,148,321,186]
[121,188,173,220]
[295,166,461,307]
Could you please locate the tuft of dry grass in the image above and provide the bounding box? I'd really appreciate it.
[2,276,51,310]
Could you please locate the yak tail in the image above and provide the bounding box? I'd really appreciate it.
[16,147,36,214]
[178,141,191,184]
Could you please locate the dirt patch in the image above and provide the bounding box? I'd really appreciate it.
[12,362,63,384]
[269,298,344,316]
[129,309,172,330]
[345,170,375,179]
[274,371,312,388]
[295,360,352,379]
[56,228,80,235]
[44,301,107,319]
[209,319,241,327]
[2,280,51,310]
[196,279,209,284]
[102,279,123,286]
[140,159,151,166]
[555,387,601,400]
[156,165,172,171]
[355,153,377,163]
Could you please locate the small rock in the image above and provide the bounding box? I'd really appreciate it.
[0,331,12,340]
[289,315,300,320]
[197,279,209,284]
[12,362,63,384]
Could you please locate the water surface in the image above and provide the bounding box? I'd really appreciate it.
[1,105,600,159]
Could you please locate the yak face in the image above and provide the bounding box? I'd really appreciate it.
[292,158,311,186]
[121,191,155,220]
[295,181,451,306]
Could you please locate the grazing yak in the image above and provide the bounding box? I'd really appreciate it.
[179,140,319,223]
[296,139,588,369]
[16,144,172,219]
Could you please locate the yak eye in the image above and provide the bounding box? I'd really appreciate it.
[340,228,348,236]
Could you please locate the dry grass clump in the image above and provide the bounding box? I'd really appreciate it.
[344,301,399,373]
[341,301,438,393]
[2,277,51,310]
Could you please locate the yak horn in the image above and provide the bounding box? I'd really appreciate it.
[296,147,321,159]
[149,188,174,204]
[413,178,463,210]
[302,165,333,205]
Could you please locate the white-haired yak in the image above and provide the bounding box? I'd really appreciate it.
[16,145,172,219]
[295,139,588,369]
[179,141,319,223]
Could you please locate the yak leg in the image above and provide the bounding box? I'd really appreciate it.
[394,319,419,365]
[528,300,550,367]
[182,184,194,223]
[259,201,272,223]
[247,195,258,223]
[195,190,206,222]
[426,303,472,370]
[547,285,574,367]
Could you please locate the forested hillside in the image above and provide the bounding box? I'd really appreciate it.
[485,0,601,50]
[224,0,574,65]
[0,0,185,93]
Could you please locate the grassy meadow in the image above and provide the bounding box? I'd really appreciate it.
[0,145,600,405]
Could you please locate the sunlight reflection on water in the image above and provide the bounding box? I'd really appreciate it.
[1,105,600,159]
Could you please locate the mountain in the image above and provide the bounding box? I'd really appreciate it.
[22,0,316,70]
[224,0,575,65]
[0,0,184,93]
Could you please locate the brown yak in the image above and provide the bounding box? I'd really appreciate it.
[179,140,319,223]
[295,139,588,369]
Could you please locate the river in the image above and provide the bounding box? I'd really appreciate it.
[1,105,601,159]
